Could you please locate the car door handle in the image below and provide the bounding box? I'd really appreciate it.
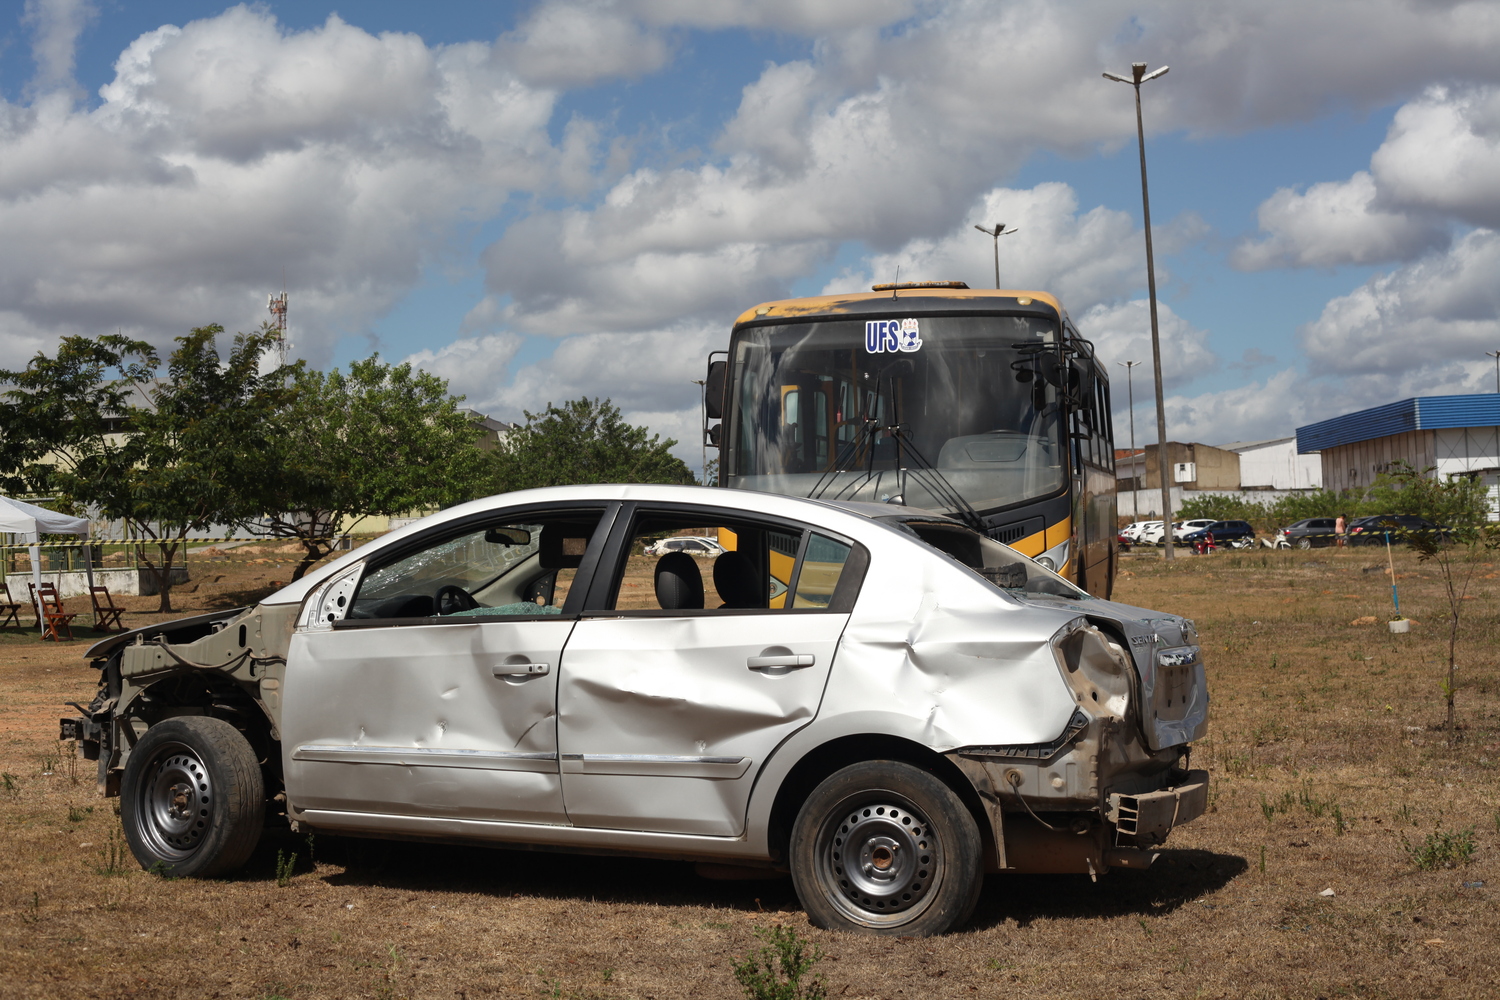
[747,653,815,670]
[493,662,550,677]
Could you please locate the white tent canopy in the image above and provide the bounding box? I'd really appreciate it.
[0,495,90,539]
[0,496,92,624]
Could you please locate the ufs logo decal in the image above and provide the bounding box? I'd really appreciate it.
[865,318,922,353]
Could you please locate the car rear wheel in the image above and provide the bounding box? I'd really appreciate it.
[1297,538,1312,550]
[789,761,983,936]
[120,716,265,878]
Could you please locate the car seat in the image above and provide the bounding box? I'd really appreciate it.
[713,551,764,609]
[654,551,704,610]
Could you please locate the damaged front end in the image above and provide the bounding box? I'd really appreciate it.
[58,605,296,798]
[947,617,1209,876]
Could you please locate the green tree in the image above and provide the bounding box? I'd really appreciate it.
[1369,462,1497,738]
[491,397,694,492]
[1176,493,1271,525]
[0,326,291,612]
[255,357,491,581]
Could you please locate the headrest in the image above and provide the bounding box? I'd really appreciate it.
[713,550,763,609]
[654,551,704,610]
[539,522,592,570]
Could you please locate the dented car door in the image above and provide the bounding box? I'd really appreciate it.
[556,517,864,837]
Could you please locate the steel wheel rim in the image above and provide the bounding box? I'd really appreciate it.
[136,741,214,861]
[814,792,942,927]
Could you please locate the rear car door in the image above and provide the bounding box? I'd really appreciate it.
[555,505,868,836]
[281,506,613,830]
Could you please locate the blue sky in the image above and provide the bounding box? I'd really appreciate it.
[4,0,1499,458]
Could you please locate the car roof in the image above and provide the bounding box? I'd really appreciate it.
[265,484,945,606]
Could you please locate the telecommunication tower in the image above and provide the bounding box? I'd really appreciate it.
[267,291,289,365]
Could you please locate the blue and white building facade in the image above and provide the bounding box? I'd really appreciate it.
[1296,394,1500,520]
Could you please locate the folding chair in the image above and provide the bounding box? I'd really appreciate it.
[27,582,78,642]
[0,582,23,631]
[89,585,127,633]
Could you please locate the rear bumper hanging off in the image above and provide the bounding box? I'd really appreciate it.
[1107,769,1210,846]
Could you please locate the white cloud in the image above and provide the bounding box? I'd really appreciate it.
[401,332,524,409]
[22,0,96,97]
[1231,172,1447,270]
[1371,85,1500,229]
[827,183,1162,312]
[630,0,916,34]
[1300,228,1500,376]
[0,7,561,365]
[1079,299,1216,391]
[495,2,672,88]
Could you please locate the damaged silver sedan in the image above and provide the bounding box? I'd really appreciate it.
[61,485,1208,936]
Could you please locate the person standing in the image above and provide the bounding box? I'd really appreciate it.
[1335,513,1347,548]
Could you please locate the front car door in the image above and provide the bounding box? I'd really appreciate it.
[556,505,868,837]
[281,505,613,831]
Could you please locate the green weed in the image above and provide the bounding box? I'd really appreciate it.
[2,772,18,795]
[275,850,297,888]
[66,804,92,823]
[732,924,827,1000]
[1402,827,1476,871]
[96,830,129,876]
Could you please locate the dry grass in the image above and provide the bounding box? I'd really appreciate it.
[1,545,1498,998]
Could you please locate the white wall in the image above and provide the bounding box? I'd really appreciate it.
[1235,438,1324,490]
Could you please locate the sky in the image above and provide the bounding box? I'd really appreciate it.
[4,0,1500,472]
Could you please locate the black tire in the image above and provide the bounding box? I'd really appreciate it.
[1297,537,1312,550]
[789,761,983,936]
[120,716,265,878]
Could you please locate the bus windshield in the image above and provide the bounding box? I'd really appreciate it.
[726,314,1066,515]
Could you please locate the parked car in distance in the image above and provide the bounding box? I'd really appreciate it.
[1347,514,1449,546]
[1172,519,1216,542]
[1119,521,1153,542]
[1137,521,1168,545]
[60,484,1209,938]
[644,535,726,557]
[1181,520,1256,550]
[1277,517,1338,549]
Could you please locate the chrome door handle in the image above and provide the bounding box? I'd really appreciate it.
[747,653,815,670]
[493,662,550,677]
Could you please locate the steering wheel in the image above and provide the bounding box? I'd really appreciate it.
[435,584,480,616]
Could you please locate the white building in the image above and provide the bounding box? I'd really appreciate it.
[1219,437,1323,491]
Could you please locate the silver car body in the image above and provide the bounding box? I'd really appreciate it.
[74,484,1209,874]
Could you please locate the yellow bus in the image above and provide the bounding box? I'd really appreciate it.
[704,282,1118,598]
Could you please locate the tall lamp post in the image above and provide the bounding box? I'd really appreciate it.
[1104,61,1175,560]
[973,223,1018,289]
[1116,360,1142,520]
[1486,350,1500,394]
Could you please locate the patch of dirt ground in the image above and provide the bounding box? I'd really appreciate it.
[1,544,1498,998]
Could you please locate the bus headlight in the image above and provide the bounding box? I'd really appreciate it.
[1036,556,1055,571]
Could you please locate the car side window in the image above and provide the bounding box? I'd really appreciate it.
[348,510,606,621]
[790,534,853,609]
[604,512,800,612]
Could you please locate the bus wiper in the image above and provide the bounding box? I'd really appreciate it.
[879,427,987,533]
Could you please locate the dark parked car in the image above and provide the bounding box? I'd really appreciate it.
[1347,514,1449,546]
[1181,520,1256,550]
[1278,517,1338,548]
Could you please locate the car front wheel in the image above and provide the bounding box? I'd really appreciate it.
[120,716,265,878]
[789,761,983,936]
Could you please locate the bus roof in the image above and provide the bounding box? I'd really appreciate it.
[732,287,1067,327]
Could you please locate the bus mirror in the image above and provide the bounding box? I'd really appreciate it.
[705,361,727,419]
[706,422,722,448]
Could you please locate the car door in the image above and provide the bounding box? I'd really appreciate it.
[281,506,613,830]
[555,506,867,837]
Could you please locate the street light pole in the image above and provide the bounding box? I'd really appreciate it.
[1104,61,1175,560]
[1117,360,1142,520]
[690,379,708,485]
[973,223,1018,289]
[1486,351,1500,394]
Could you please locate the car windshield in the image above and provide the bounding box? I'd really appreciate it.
[886,518,1088,600]
[727,314,1066,514]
